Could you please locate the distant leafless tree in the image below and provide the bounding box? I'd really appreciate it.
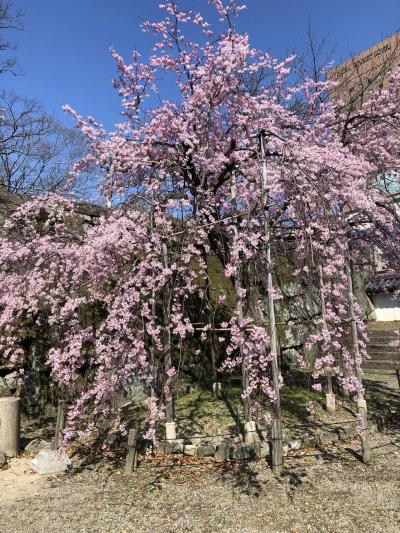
[0,91,87,194]
[0,0,23,76]
[294,18,337,89]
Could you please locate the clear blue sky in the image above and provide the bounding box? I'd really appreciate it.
[2,0,399,130]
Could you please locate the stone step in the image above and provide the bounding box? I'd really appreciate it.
[367,333,398,341]
[364,368,398,375]
[365,386,400,399]
[367,351,400,361]
[364,360,398,370]
[367,342,399,350]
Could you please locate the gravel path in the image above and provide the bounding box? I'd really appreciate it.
[1,434,399,533]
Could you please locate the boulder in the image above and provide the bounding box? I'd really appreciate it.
[25,438,51,453]
[0,451,7,468]
[30,449,71,475]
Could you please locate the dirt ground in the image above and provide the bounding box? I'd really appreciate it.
[1,433,399,533]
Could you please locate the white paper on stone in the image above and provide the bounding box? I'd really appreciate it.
[30,449,71,475]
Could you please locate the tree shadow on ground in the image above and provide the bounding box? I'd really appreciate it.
[215,460,263,496]
[362,377,400,431]
[280,468,309,502]
[220,390,244,435]
[175,390,217,437]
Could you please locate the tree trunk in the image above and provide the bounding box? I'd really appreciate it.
[230,171,251,422]
[345,257,371,464]
[318,264,336,412]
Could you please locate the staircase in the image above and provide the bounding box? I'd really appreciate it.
[365,329,400,373]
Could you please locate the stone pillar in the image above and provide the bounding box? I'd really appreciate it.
[212,382,222,399]
[244,420,259,445]
[0,397,20,457]
[165,421,176,441]
[326,393,336,413]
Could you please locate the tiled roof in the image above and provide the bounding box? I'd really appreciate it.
[365,272,400,294]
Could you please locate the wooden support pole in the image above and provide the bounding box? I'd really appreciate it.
[259,131,283,475]
[125,429,138,474]
[162,236,174,423]
[345,257,371,464]
[396,367,400,390]
[105,158,114,209]
[149,211,158,399]
[271,418,283,475]
[52,400,65,451]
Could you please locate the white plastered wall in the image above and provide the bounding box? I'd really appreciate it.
[372,293,400,321]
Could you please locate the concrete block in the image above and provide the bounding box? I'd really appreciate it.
[326,393,336,413]
[183,444,196,456]
[0,397,20,457]
[244,420,259,444]
[165,421,177,441]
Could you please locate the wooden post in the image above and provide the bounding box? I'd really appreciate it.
[125,429,138,474]
[162,236,174,423]
[149,211,158,399]
[105,158,114,208]
[271,418,283,475]
[259,132,283,475]
[396,367,400,390]
[52,400,65,451]
[210,331,221,399]
[345,257,371,464]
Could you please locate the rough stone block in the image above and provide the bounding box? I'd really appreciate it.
[214,442,235,461]
[183,444,196,456]
[30,449,71,475]
[233,444,258,461]
[0,451,7,468]
[301,434,317,448]
[288,439,302,451]
[160,439,184,454]
[196,445,215,458]
[257,441,270,459]
[336,425,356,441]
